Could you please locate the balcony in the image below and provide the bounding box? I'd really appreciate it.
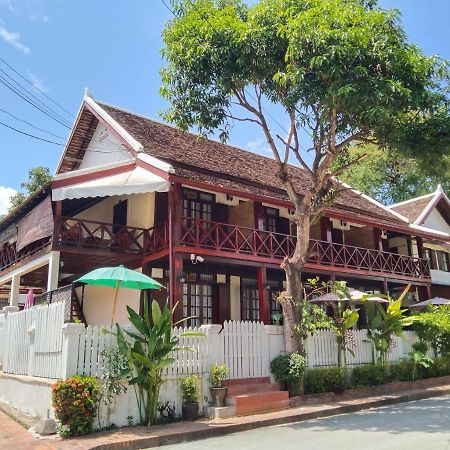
[0,216,431,283]
[176,217,431,281]
[54,217,150,254]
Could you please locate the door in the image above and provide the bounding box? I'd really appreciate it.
[182,283,213,327]
[113,200,128,233]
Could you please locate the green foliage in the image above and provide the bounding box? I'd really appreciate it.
[339,144,450,204]
[351,364,384,387]
[270,352,307,385]
[110,299,203,426]
[100,347,129,405]
[414,305,450,358]
[52,376,100,437]
[182,375,199,403]
[162,0,448,157]
[8,166,52,212]
[366,297,416,365]
[208,363,228,388]
[304,367,349,394]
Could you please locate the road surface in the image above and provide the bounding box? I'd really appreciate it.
[152,395,450,450]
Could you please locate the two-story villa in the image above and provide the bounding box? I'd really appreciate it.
[390,186,450,299]
[0,93,447,325]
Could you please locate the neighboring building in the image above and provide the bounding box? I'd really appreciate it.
[390,186,450,299]
[0,93,447,325]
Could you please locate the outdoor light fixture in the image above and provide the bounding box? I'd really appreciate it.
[190,253,204,264]
[177,274,186,283]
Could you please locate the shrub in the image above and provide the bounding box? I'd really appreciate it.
[270,352,307,385]
[182,375,199,403]
[389,360,418,382]
[52,375,100,437]
[423,357,450,378]
[351,364,384,388]
[209,363,228,388]
[304,367,349,394]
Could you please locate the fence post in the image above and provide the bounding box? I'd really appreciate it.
[61,323,84,378]
[265,324,285,363]
[199,324,223,368]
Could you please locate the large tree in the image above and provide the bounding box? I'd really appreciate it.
[8,166,52,212]
[161,0,450,351]
[339,145,450,204]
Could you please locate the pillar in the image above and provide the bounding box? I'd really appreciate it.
[47,251,60,292]
[9,274,20,307]
[168,183,183,320]
[257,266,270,324]
[416,236,424,259]
[373,228,384,252]
[61,323,85,378]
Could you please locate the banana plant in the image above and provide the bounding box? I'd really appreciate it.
[111,298,203,426]
[366,297,416,370]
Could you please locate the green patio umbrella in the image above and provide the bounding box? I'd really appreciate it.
[77,265,164,327]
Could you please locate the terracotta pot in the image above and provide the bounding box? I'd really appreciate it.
[182,402,199,420]
[210,387,228,407]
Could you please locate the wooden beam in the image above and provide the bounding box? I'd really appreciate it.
[257,266,270,324]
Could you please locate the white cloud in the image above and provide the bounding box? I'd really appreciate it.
[246,137,271,154]
[0,186,17,216]
[0,0,16,12]
[28,71,49,92]
[0,21,30,54]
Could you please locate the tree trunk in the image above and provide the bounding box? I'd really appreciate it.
[280,213,311,354]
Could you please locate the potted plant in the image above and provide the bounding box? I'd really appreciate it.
[181,375,200,420]
[208,363,228,407]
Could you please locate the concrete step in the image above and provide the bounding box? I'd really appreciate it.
[225,382,279,397]
[223,377,271,387]
[225,390,289,416]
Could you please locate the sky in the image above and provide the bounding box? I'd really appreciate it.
[0,0,449,215]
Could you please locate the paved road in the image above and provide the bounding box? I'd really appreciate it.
[154,395,450,450]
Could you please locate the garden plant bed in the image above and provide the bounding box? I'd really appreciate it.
[289,375,450,407]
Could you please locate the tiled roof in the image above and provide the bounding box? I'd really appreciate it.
[99,102,407,226]
[390,195,434,223]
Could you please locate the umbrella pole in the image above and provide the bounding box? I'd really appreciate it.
[111,281,120,328]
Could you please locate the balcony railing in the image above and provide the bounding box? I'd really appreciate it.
[55,217,150,254]
[0,237,51,272]
[178,217,431,280]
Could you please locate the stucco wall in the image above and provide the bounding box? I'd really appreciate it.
[423,209,450,235]
[230,276,241,321]
[78,283,141,326]
[74,193,155,229]
[79,124,132,169]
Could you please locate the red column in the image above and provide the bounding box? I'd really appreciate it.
[373,228,384,252]
[169,183,183,318]
[416,236,424,259]
[257,266,270,324]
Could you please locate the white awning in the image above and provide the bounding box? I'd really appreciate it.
[52,165,169,201]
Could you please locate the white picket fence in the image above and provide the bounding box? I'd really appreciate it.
[75,321,279,380]
[0,301,66,378]
[0,302,420,381]
[305,329,418,367]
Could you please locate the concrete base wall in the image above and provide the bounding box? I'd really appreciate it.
[0,372,210,429]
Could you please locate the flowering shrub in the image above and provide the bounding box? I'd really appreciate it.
[52,375,100,437]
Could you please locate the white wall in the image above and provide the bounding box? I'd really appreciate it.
[79,284,141,326]
[0,373,54,419]
[79,124,132,169]
[430,269,450,287]
[423,209,450,235]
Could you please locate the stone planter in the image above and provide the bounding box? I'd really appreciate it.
[210,387,228,407]
[182,402,199,420]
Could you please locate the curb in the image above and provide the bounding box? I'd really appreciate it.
[89,386,450,450]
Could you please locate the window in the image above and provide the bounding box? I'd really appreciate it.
[182,283,213,327]
[444,252,450,272]
[263,207,278,233]
[241,278,260,321]
[438,251,450,272]
[425,248,437,270]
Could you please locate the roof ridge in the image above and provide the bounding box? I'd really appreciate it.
[96,100,297,168]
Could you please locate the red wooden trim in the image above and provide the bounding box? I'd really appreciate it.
[83,102,138,156]
[52,162,136,188]
[136,158,170,180]
[257,266,270,324]
[168,175,449,242]
[143,248,170,263]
